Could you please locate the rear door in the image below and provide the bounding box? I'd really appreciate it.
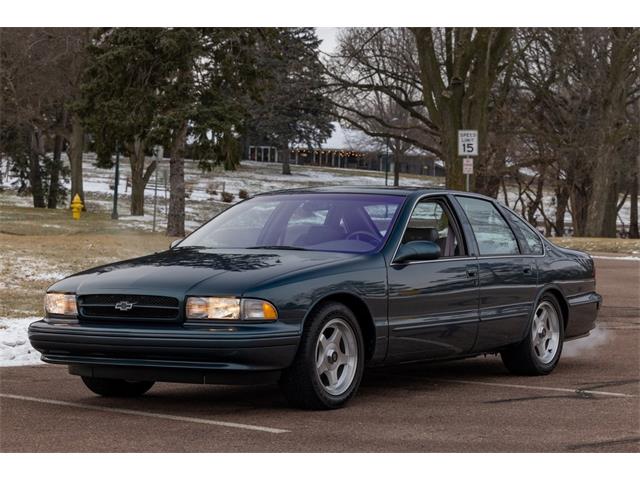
[386,196,479,361]
[453,196,539,351]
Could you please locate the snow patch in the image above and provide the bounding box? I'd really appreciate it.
[0,253,72,286]
[0,317,43,366]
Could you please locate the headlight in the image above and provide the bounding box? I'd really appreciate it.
[185,297,277,321]
[186,297,240,320]
[44,293,78,316]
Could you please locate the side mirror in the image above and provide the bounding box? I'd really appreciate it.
[170,239,182,249]
[394,240,441,263]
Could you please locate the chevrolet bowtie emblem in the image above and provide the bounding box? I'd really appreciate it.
[114,301,135,311]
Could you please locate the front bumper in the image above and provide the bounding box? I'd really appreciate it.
[28,320,300,382]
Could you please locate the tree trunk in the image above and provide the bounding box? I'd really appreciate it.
[441,131,464,190]
[570,184,590,237]
[630,166,639,239]
[585,141,618,237]
[68,113,85,209]
[584,29,633,238]
[630,86,640,239]
[281,147,291,175]
[167,121,188,237]
[47,133,63,209]
[29,128,46,208]
[476,144,503,198]
[221,133,240,171]
[128,137,156,216]
[393,152,400,187]
[554,183,569,237]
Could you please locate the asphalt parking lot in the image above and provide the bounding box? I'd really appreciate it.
[1,257,638,452]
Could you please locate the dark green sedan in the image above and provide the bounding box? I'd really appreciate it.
[29,187,601,409]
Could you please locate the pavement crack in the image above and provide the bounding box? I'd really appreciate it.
[565,436,640,451]
[577,379,640,391]
[484,392,596,404]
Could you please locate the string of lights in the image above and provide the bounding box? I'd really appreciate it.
[291,149,367,158]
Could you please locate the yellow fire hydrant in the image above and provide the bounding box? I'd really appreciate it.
[71,194,84,220]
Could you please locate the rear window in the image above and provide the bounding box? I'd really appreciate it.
[503,208,544,255]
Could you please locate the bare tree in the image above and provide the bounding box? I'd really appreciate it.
[503,28,639,237]
[411,28,512,192]
[327,28,436,186]
[1,28,90,208]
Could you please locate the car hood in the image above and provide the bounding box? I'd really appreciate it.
[49,247,358,298]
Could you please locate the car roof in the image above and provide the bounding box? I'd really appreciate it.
[255,185,496,201]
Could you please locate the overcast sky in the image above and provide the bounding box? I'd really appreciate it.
[315,27,339,53]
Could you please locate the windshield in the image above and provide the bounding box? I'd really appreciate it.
[179,193,405,253]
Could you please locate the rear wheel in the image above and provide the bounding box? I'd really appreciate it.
[280,302,364,409]
[81,377,155,397]
[501,294,564,375]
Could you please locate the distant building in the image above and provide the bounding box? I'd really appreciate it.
[247,122,444,177]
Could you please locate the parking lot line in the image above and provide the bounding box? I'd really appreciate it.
[437,379,637,398]
[0,393,290,434]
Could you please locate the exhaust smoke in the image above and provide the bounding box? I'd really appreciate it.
[563,327,610,358]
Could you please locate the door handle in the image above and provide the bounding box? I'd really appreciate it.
[466,267,477,277]
[523,265,532,274]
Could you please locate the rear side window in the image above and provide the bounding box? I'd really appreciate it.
[503,209,544,255]
[457,196,519,255]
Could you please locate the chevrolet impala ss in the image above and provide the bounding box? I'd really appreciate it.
[29,188,601,409]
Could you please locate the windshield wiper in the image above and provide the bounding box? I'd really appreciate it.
[246,245,309,251]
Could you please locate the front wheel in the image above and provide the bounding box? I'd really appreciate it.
[501,294,564,375]
[81,377,155,397]
[280,302,364,409]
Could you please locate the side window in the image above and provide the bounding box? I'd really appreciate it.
[457,197,519,256]
[402,200,460,257]
[503,209,544,255]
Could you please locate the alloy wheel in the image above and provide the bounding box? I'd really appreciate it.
[315,318,358,395]
[531,300,561,364]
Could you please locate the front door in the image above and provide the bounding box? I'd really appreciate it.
[387,197,479,361]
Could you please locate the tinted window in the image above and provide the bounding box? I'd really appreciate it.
[457,196,519,255]
[364,203,399,236]
[288,202,329,226]
[180,193,405,253]
[503,209,544,255]
[402,200,460,257]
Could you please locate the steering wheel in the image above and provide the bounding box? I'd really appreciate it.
[346,230,381,245]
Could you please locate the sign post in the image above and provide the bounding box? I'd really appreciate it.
[458,130,478,192]
[111,143,120,220]
[463,158,474,191]
[152,146,164,233]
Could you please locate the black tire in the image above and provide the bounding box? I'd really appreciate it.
[280,302,365,410]
[81,377,154,397]
[501,293,565,375]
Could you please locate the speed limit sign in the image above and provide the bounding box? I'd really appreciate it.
[458,130,478,156]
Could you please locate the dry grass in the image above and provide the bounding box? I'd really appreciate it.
[0,204,177,318]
